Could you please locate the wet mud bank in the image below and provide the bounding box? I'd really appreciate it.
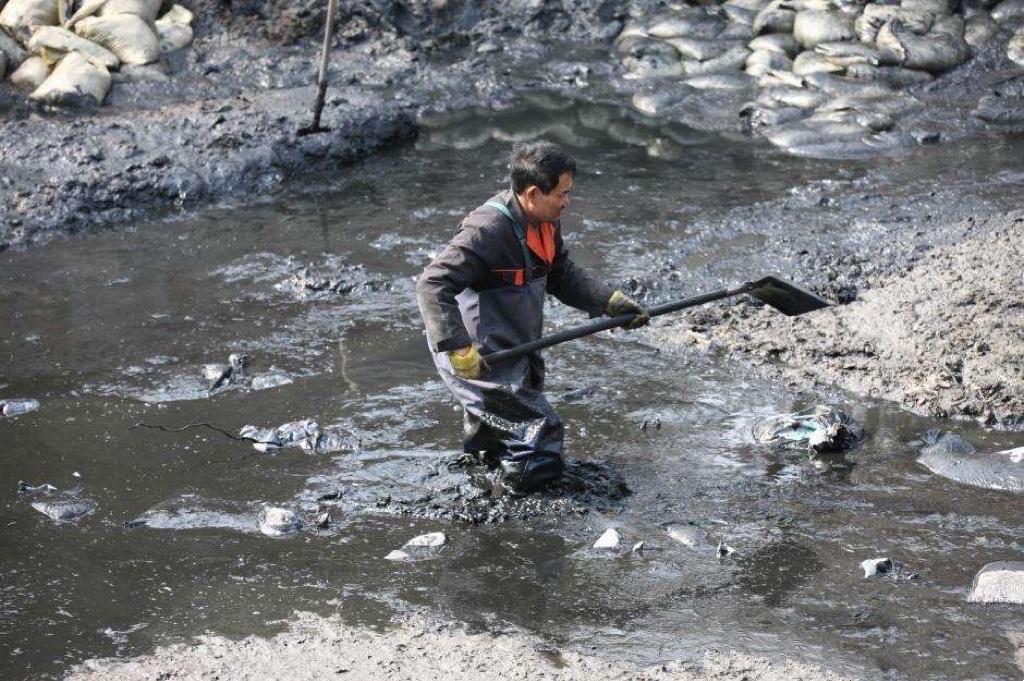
[652,209,1024,429]
[67,612,854,681]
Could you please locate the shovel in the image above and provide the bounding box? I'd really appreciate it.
[298,0,339,136]
[482,276,829,366]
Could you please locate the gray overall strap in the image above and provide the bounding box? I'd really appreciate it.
[486,200,534,283]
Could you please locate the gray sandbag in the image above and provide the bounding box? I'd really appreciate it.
[845,62,935,85]
[793,49,845,75]
[30,50,110,105]
[9,53,48,88]
[0,25,28,67]
[741,102,811,130]
[877,18,969,73]
[746,47,793,75]
[718,22,756,40]
[1010,29,1024,65]
[685,72,756,89]
[803,71,897,96]
[965,11,1000,48]
[98,0,162,21]
[0,0,58,31]
[856,4,934,42]
[724,4,757,26]
[816,41,891,66]
[794,10,855,48]
[754,0,796,34]
[155,4,191,52]
[758,84,828,108]
[0,51,5,79]
[806,107,895,132]
[758,67,806,87]
[992,0,1024,25]
[726,0,773,11]
[900,0,951,13]
[749,33,800,56]
[74,13,159,65]
[816,92,924,115]
[111,61,168,82]
[28,25,119,68]
[647,13,726,40]
[683,45,751,74]
[667,37,744,61]
[764,119,868,149]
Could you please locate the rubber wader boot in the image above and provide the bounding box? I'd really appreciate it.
[499,453,564,495]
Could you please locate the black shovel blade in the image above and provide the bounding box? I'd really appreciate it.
[748,276,830,316]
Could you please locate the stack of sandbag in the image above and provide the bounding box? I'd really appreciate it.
[616,0,1021,154]
[0,0,194,106]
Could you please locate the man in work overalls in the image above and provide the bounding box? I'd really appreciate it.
[416,141,649,494]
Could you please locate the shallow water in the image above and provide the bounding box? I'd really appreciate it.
[2,98,1024,680]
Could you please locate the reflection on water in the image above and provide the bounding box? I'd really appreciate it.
[1,98,1023,681]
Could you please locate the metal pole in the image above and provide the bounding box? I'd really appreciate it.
[306,0,339,133]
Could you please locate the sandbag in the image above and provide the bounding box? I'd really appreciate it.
[74,13,158,64]
[845,62,935,85]
[9,53,48,88]
[749,33,800,56]
[900,0,951,13]
[746,48,793,75]
[64,0,106,27]
[28,24,119,68]
[155,21,190,52]
[158,3,192,25]
[753,0,796,34]
[667,37,744,61]
[0,51,5,79]
[757,84,828,108]
[98,0,162,22]
[992,0,1024,24]
[683,45,751,74]
[647,13,726,39]
[856,4,934,42]
[803,71,897,96]
[877,18,969,72]
[964,11,1000,48]
[793,10,855,48]
[1010,29,1024,65]
[30,50,110,105]
[0,25,28,66]
[793,49,845,75]
[816,41,889,66]
[0,0,58,31]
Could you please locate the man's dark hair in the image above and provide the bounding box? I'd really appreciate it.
[510,141,577,194]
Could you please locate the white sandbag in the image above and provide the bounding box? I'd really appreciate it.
[155,18,190,52]
[0,0,58,31]
[98,0,162,22]
[1010,29,1024,65]
[0,25,28,66]
[793,49,845,75]
[876,19,969,73]
[793,10,855,48]
[30,50,110,104]
[158,3,192,25]
[74,13,159,65]
[9,53,49,88]
[667,37,744,61]
[28,24,119,68]
[856,4,934,42]
[749,33,800,56]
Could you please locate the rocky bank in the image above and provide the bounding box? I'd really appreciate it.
[651,209,1024,429]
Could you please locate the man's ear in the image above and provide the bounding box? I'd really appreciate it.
[522,185,539,203]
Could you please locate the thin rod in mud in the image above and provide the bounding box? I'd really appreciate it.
[482,276,829,366]
[299,0,339,136]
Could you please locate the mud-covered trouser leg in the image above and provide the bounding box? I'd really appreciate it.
[434,354,564,492]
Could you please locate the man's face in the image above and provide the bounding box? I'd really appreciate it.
[525,172,573,224]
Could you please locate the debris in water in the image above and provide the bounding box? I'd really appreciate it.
[632,541,645,554]
[385,531,447,562]
[258,506,302,537]
[18,482,97,522]
[593,528,621,550]
[1,399,40,417]
[753,405,864,453]
[716,541,735,559]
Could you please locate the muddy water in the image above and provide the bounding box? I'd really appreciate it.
[2,99,1024,680]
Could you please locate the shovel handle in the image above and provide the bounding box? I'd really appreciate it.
[482,282,754,366]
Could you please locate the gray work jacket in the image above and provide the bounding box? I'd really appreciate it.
[416,190,614,354]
